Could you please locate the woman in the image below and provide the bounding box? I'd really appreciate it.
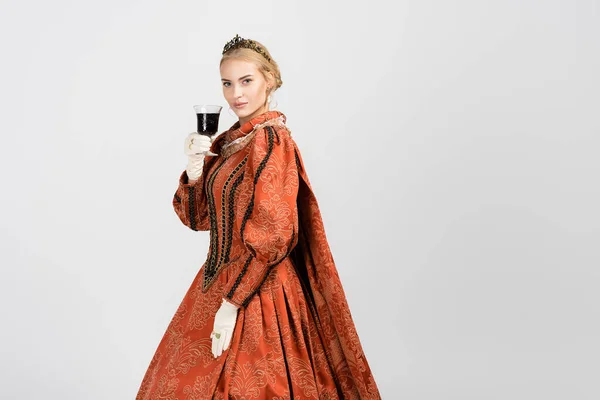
[136,34,381,399]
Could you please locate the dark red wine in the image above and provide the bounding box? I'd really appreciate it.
[196,112,220,135]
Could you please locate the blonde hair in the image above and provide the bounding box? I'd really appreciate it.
[220,39,283,97]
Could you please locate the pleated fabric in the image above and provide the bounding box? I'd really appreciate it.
[214,258,340,398]
[136,257,341,399]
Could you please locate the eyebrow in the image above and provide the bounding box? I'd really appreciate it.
[221,74,253,82]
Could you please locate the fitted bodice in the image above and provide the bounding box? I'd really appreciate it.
[172,110,299,307]
[201,147,249,292]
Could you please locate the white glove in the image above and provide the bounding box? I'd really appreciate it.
[183,132,217,181]
[211,298,239,358]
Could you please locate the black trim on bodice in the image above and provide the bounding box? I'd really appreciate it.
[188,186,196,231]
[201,154,247,292]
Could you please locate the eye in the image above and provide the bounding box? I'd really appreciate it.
[223,82,230,87]
[243,79,252,84]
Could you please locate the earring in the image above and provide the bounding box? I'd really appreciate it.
[228,106,236,117]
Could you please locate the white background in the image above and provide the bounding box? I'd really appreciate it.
[1,0,599,398]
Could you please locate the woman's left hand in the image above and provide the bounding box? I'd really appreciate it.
[211,298,239,357]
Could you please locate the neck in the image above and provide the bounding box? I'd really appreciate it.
[239,105,269,126]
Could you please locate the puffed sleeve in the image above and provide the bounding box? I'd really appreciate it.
[172,168,211,231]
[223,125,300,308]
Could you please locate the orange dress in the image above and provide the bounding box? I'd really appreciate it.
[136,110,381,399]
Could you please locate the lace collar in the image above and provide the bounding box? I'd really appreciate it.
[216,110,287,158]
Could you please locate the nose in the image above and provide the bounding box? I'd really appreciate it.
[233,84,243,99]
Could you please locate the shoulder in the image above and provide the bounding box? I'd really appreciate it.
[250,124,295,156]
[244,125,299,177]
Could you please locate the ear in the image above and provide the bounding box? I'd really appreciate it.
[266,71,275,89]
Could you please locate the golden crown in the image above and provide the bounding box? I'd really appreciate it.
[222,34,272,62]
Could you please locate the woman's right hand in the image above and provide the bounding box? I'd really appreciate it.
[184,132,217,181]
[184,132,214,156]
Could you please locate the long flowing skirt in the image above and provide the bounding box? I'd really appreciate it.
[136,257,342,399]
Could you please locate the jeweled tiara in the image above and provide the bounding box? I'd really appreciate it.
[222,34,272,63]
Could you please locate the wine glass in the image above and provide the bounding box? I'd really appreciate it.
[193,104,221,156]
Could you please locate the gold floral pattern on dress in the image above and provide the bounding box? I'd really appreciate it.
[138,111,381,399]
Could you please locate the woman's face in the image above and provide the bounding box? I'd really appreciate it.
[220,58,271,124]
